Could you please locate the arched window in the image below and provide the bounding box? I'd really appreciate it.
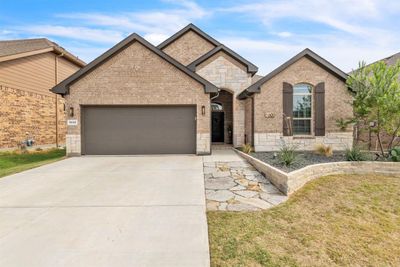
[211,102,224,112]
[293,83,312,135]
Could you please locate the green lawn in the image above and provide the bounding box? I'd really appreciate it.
[0,148,66,178]
[208,174,400,267]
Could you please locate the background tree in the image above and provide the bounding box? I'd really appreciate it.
[346,60,400,157]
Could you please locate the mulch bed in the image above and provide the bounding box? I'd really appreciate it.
[250,151,348,172]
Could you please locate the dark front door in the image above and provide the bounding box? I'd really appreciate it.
[82,106,196,155]
[212,112,224,142]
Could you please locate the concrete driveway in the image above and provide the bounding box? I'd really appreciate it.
[0,156,209,267]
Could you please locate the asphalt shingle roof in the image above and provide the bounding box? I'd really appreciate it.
[0,38,85,66]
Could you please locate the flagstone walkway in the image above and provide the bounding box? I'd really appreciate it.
[202,149,288,211]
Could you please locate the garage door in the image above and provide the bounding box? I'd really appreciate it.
[82,106,196,155]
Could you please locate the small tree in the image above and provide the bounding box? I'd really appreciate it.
[346,60,400,157]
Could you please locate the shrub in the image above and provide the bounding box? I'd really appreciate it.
[336,118,352,132]
[389,147,400,162]
[277,144,297,166]
[314,143,333,157]
[241,143,253,154]
[345,146,369,161]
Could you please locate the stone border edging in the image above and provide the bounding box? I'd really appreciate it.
[234,148,400,196]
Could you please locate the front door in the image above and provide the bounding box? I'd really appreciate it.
[212,112,224,142]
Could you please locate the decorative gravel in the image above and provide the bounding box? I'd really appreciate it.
[250,151,348,172]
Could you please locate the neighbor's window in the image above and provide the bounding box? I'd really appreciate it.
[293,83,312,135]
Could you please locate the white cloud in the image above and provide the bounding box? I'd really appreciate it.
[56,0,208,39]
[143,33,170,45]
[5,0,398,75]
[217,0,400,73]
[277,31,292,38]
[18,25,125,44]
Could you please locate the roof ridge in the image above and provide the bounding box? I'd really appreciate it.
[157,23,221,49]
[51,33,218,95]
[186,44,258,75]
[0,37,48,43]
[238,48,348,99]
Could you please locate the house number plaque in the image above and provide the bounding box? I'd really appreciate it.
[264,112,275,118]
[67,119,78,126]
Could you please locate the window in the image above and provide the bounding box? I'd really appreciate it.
[211,102,223,111]
[293,84,312,135]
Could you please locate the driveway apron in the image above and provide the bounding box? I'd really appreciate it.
[0,155,209,267]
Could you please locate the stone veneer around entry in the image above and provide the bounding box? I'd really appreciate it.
[196,51,253,147]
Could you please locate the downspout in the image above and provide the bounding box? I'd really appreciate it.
[55,52,64,148]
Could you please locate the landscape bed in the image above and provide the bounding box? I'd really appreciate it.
[250,151,349,172]
[235,149,400,195]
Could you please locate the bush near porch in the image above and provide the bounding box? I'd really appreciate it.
[208,174,400,266]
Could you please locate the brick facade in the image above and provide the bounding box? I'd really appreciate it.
[0,85,67,149]
[253,56,353,151]
[66,41,211,155]
[161,30,216,65]
[0,51,81,149]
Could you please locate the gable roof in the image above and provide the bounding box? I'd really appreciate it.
[187,44,258,75]
[238,48,348,99]
[157,23,221,50]
[381,51,400,66]
[349,51,400,75]
[51,33,218,95]
[0,38,85,67]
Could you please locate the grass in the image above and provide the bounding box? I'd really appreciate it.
[208,174,400,266]
[0,148,66,178]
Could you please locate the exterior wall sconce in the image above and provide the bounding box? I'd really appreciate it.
[201,105,206,115]
[69,107,74,117]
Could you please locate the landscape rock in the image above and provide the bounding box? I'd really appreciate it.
[235,196,274,209]
[233,190,259,198]
[206,200,219,211]
[260,193,288,205]
[205,177,236,190]
[206,190,234,202]
[230,185,246,191]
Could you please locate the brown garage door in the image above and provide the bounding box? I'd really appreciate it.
[82,106,196,155]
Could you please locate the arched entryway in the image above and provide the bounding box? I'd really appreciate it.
[211,89,233,144]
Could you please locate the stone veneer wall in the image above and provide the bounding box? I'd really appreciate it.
[0,85,66,148]
[254,132,353,151]
[244,97,253,145]
[65,41,211,155]
[235,149,400,195]
[252,56,353,152]
[196,51,253,147]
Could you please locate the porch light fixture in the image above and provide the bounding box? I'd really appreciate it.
[201,105,206,115]
[69,107,74,117]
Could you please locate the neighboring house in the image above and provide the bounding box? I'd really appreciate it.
[51,24,353,156]
[0,38,85,149]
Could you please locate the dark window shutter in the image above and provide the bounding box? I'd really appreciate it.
[282,82,293,136]
[314,82,325,136]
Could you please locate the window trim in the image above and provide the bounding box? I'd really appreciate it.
[211,102,224,112]
[292,83,313,136]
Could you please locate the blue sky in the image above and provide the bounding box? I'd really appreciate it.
[1,0,399,74]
